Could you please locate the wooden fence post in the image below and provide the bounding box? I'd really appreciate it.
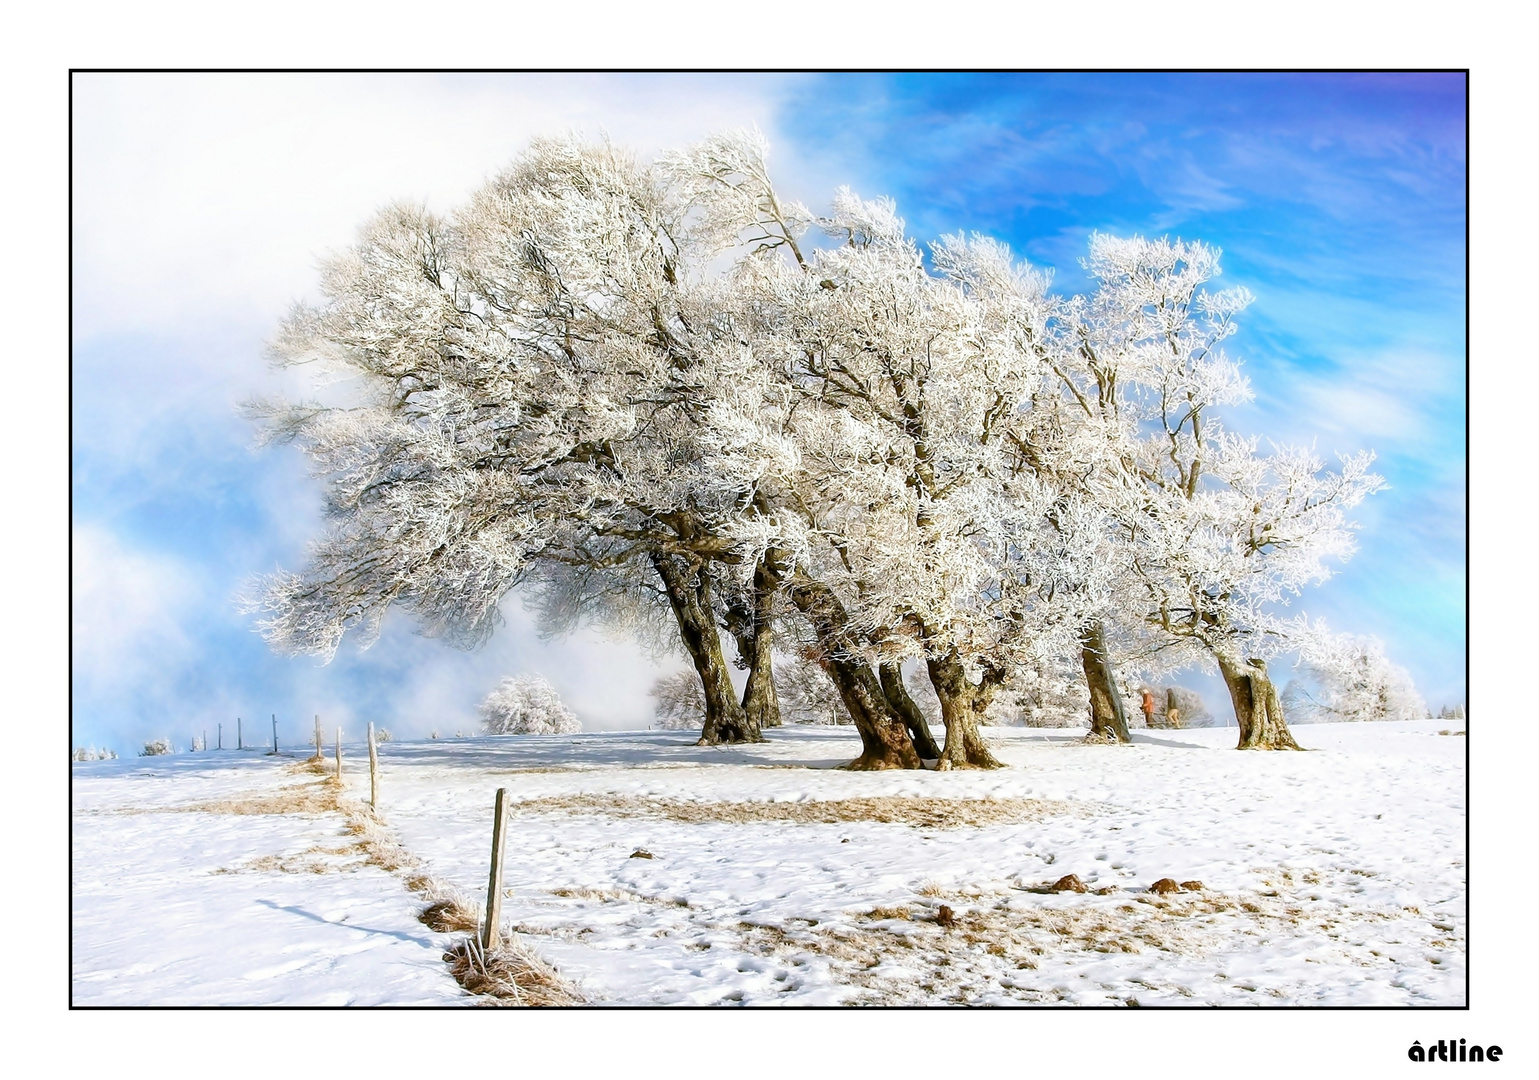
[237,717,243,750]
[335,728,343,782]
[368,722,379,811]
[272,714,278,754]
[482,788,509,952]
[217,722,222,750]
[314,714,323,758]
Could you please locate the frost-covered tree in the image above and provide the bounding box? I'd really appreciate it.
[1063,236,1383,749]
[247,134,804,748]
[737,197,1117,768]
[1283,635,1425,723]
[246,128,1390,772]
[479,675,581,735]
[139,738,172,756]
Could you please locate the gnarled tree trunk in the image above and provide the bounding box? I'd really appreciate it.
[651,552,761,745]
[727,556,782,730]
[1216,653,1301,750]
[785,573,921,770]
[1080,621,1131,744]
[924,648,1004,770]
[879,661,941,760]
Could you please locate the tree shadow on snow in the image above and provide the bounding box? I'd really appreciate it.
[254,899,435,946]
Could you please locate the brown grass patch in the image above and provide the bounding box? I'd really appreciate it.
[212,844,368,876]
[419,899,482,934]
[182,784,342,816]
[712,885,1432,1004]
[507,794,1091,828]
[442,936,584,1007]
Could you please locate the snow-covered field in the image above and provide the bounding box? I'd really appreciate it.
[72,720,1465,1006]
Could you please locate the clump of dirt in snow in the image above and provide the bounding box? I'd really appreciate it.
[505,793,1095,828]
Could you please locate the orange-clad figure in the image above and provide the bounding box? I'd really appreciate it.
[1141,688,1156,727]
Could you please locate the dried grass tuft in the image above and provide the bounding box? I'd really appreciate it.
[420,899,482,934]
[442,935,584,1006]
[507,794,1092,829]
[182,786,341,816]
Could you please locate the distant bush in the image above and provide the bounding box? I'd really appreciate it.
[375,728,393,742]
[480,674,581,735]
[649,670,706,730]
[1285,636,1425,723]
[139,738,173,757]
[72,746,117,762]
[776,651,852,725]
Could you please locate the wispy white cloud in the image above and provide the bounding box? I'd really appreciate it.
[73,73,815,343]
[71,525,199,697]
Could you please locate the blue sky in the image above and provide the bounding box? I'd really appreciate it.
[71,73,1466,753]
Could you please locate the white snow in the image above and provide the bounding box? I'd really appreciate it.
[71,753,465,1006]
[72,720,1465,1006]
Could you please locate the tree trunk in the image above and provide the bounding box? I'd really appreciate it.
[728,556,782,730]
[924,648,1004,770]
[1080,621,1131,744]
[1216,653,1302,750]
[785,573,921,770]
[879,661,941,760]
[651,553,761,744]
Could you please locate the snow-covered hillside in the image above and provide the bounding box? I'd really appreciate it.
[72,721,1465,1006]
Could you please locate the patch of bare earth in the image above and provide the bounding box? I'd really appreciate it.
[507,794,1093,828]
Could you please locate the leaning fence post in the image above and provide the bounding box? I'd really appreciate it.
[335,727,343,782]
[368,722,379,811]
[482,788,509,952]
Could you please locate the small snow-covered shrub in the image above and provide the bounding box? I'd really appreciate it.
[777,651,852,725]
[139,738,173,756]
[479,675,581,735]
[649,670,705,730]
[1285,635,1426,723]
[987,661,1090,728]
[375,728,393,742]
[72,746,117,762]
